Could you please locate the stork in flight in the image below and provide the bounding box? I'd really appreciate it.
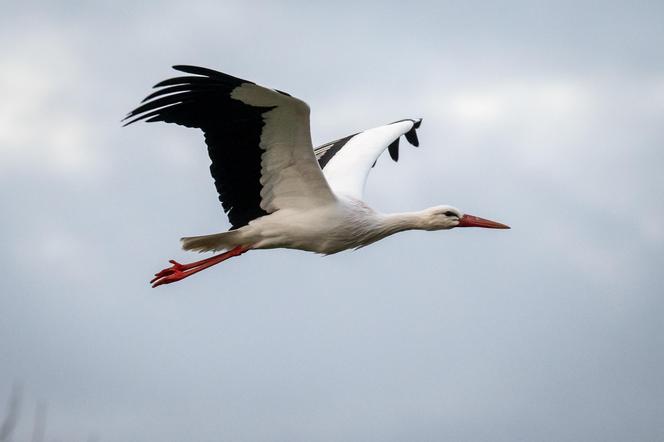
[124,66,509,288]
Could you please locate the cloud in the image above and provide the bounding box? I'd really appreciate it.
[0,29,105,180]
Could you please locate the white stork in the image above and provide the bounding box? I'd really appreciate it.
[124,65,509,288]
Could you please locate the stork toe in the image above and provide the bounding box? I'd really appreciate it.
[150,260,185,283]
[151,270,187,288]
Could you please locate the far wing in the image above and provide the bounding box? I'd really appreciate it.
[314,119,422,199]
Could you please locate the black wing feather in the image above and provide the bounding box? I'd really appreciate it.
[314,134,356,169]
[388,137,400,161]
[124,65,276,230]
[140,84,221,103]
[405,128,419,147]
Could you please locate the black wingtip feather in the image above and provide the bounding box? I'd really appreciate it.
[140,84,202,103]
[388,137,400,161]
[153,76,219,88]
[125,93,189,119]
[405,128,419,147]
[172,65,224,77]
[122,102,183,126]
[172,65,254,86]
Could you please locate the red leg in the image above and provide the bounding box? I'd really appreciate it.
[150,246,249,288]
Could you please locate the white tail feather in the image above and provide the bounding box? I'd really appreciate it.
[180,231,241,253]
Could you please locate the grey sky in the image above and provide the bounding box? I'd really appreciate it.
[1,0,663,441]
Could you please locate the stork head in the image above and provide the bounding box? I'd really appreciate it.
[422,205,510,230]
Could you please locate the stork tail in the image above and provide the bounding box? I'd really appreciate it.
[180,231,242,253]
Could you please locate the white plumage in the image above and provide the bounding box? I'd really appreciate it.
[124,65,509,287]
[322,120,416,199]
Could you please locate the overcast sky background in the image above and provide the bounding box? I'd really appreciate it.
[1,0,663,441]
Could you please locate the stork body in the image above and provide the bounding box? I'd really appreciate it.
[183,197,453,255]
[124,66,509,287]
[205,197,380,254]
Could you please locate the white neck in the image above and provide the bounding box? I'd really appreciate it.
[363,211,430,246]
[379,211,429,234]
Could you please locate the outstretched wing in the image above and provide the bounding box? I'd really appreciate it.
[314,119,422,199]
[124,65,336,230]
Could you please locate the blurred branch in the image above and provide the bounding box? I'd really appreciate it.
[0,383,22,442]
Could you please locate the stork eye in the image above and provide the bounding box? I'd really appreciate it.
[444,211,458,217]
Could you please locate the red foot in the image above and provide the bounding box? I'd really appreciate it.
[150,260,188,283]
[149,247,248,288]
[151,269,186,287]
[150,261,188,288]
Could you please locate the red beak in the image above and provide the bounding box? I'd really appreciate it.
[458,214,510,229]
